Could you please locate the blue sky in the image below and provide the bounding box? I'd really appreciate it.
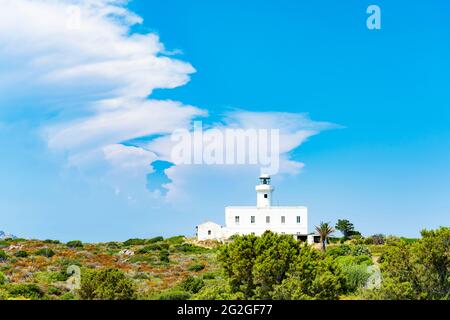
[0,0,449,241]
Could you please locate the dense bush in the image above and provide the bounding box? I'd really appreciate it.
[175,243,209,253]
[181,276,205,294]
[165,236,185,245]
[59,292,76,300]
[14,250,29,258]
[128,255,155,264]
[0,271,6,285]
[106,242,120,248]
[159,249,170,263]
[219,231,346,299]
[364,227,449,300]
[123,238,147,246]
[271,247,346,300]
[327,244,371,258]
[43,239,61,244]
[202,273,216,280]
[66,240,83,248]
[35,248,55,258]
[335,256,372,292]
[0,240,9,248]
[146,236,164,243]
[364,234,385,245]
[137,244,160,253]
[78,268,136,300]
[188,264,205,272]
[0,250,7,262]
[7,283,45,299]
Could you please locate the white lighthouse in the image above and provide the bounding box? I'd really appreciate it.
[255,174,273,207]
[196,174,312,243]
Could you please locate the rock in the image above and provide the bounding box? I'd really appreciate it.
[119,249,134,256]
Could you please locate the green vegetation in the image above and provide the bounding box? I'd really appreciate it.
[35,248,55,258]
[335,219,355,240]
[217,231,345,299]
[66,240,83,248]
[79,268,136,300]
[14,250,29,258]
[0,227,447,300]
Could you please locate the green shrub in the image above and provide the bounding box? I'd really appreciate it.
[137,244,162,253]
[43,239,61,244]
[0,240,9,249]
[157,290,191,300]
[123,238,146,246]
[47,286,61,295]
[7,283,45,299]
[14,250,29,258]
[165,236,185,245]
[60,292,76,300]
[342,263,371,292]
[175,243,208,253]
[128,255,155,264]
[35,248,55,258]
[146,236,164,243]
[193,284,243,300]
[181,276,205,294]
[56,258,81,269]
[78,268,136,300]
[188,264,205,272]
[327,244,371,258]
[328,237,341,244]
[352,245,371,257]
[0,271,6,285]
[0,250,7,262]
[106,242,120,248]
[202,273,216,280]
[400,237,419,244]
[66,240,83,248]
[159,249,170,263]
[34,271,68,284]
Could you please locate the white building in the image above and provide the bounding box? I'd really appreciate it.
[196,175,315,244]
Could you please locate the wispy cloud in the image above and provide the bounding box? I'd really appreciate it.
[0,0,336,200]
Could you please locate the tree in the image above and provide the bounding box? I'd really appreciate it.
[78,268,136,300]
[218,231,346,300]
[315,222,335,251]
[181,276,205,294]
[272,246,346,300]
[218,231,300,299]
[335,219,354,240]
[364,227,450,300]
[218,233,258,298]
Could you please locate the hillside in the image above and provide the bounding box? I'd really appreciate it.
[0,236,221,300]
[0,227,448,300]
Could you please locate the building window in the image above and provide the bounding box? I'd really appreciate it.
[235,216,240,224]
[208,230,211,235]
[281,216,286,224]
[296,216,301,223]
[251,216,255,224]
[266,216,270,223]
[264,194,268,199]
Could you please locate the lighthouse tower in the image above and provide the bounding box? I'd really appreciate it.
[255,174,274,207]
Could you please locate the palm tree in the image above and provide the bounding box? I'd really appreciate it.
[315,222,334,252]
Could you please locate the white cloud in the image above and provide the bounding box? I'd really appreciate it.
[0,0,336,200]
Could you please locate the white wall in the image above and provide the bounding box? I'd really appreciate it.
[224,206,308,238]
[197,222,225,241]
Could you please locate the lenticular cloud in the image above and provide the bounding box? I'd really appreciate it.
[0,0,335,199]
